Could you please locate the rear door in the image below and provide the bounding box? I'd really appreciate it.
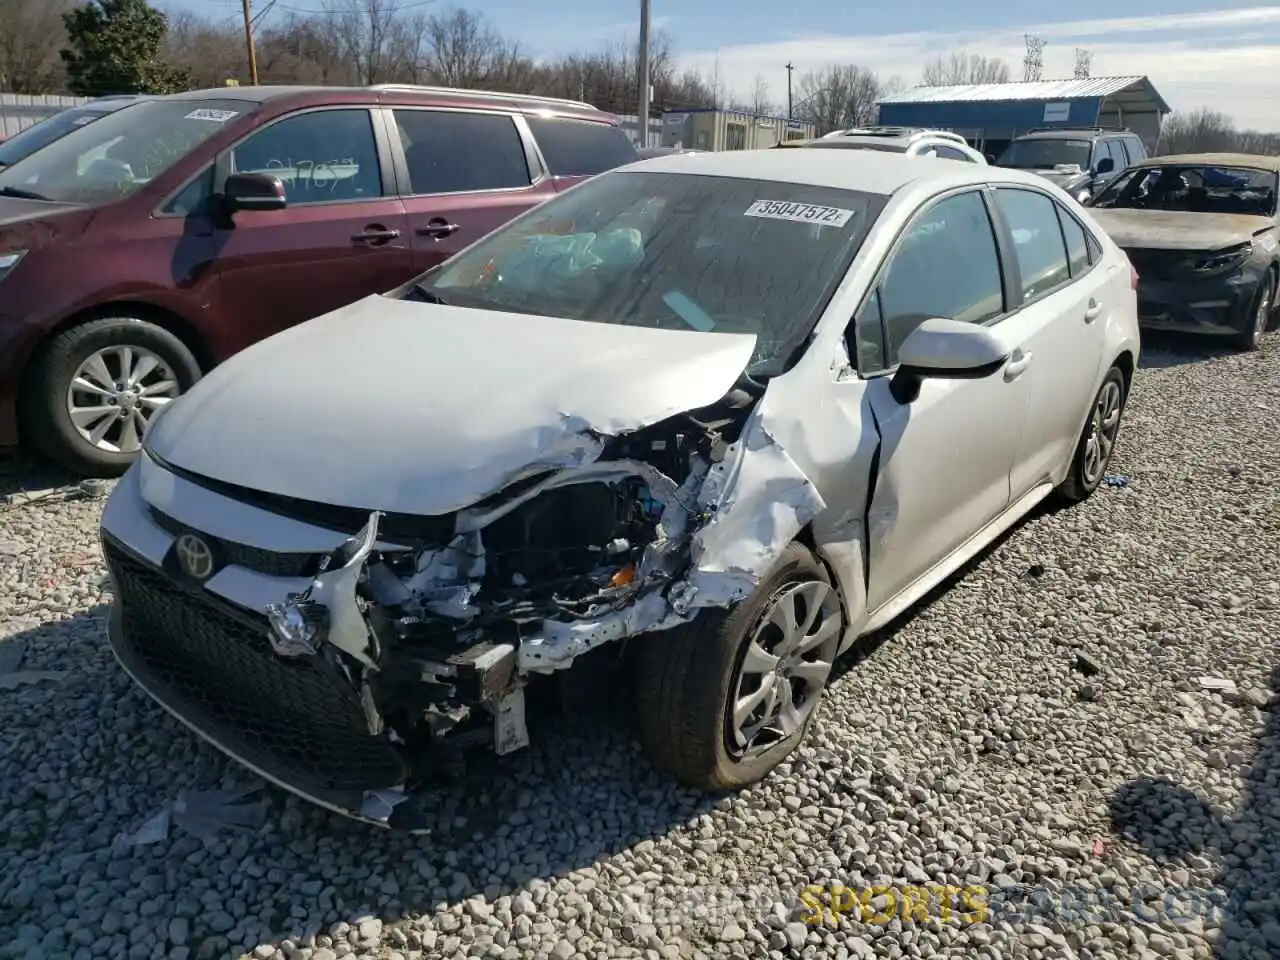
[523,115,641,191]
[989,186,1113,496]
[208,106,412,347]
[386,107,556,272]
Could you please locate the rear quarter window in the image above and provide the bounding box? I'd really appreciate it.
[526,117,639,177]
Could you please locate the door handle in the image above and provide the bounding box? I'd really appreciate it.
[1003,349,1034,381]
[1084,299,1102,322]
[351,225,401,245]
[417,218,461,239]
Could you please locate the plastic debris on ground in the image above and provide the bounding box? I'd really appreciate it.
[114,786,269,848]
[1197,677,1238,694]
[1104,475,1130,488]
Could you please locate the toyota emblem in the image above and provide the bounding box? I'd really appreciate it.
[174,533,216,581]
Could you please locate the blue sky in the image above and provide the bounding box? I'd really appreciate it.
[164,1,1280,128]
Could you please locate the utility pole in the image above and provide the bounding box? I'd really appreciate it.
[637,0,652,148]
[241,0,260,86]
[785,62,795,119]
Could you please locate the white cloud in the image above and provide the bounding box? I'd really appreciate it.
[679,8,1280,130]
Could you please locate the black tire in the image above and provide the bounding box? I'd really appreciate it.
[1230,269,1275,351]
[23,317,202,477]
[634,542,840,791]
[1054,364,1128,505]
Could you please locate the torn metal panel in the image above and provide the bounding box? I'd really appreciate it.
[144,294,758,516]
[679,413,827,610]
[1089,209,1272,251]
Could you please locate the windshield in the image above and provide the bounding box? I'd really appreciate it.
[0,105,119,168]
[995,138,1092,171]
[1090,164,1278,216]
[0,98,253,204]
[406,170,886,377]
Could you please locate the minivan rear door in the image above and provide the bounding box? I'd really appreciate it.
[208,106,413,348]
[385,108,557,272]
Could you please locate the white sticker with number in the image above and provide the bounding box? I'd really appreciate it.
[744,199,855,228]
[184,108,239,123]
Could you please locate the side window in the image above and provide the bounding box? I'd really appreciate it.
[525,117,638,177]
[876,191,1005,364]
[1055,204,1091,278]
[163,165,215,216]
[994,188,1071,300]
[1104,139,1126,170]
[1125,135,1147,163]
[229,109,382,203]
[851,288,887,373]
[393,110,530,195]
[1114,138,1133,167]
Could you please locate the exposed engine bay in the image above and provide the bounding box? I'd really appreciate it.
[258,381,806,824]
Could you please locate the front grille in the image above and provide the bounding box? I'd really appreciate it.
[105,540,407,796]
[148,506,321,579]
[1125,247,1189,282]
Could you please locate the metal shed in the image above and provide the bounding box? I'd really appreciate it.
[875,76,1171,157]
[0,93,88,140]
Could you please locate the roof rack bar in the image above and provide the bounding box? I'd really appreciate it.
[1024,125,1132,134]
[367,83,600,111]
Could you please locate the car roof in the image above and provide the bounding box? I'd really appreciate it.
[159,84,609,121]
[789,137,910,151]
[1129,152,1280,172]
[627,147,1031,196]
[1015,128,1129,141]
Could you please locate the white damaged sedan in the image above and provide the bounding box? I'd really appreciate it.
[100,149,1139,830]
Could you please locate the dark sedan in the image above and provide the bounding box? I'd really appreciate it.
[1087,152,1280,351]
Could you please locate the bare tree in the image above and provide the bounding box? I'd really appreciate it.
[322,0,404,85]
[921,51,1010,86]
[421,7,508,87]
[748,74,772,116]
[164,10,245,88]
[1156,109,1237,155]
[0,0,75,93]
[793,64,883,135]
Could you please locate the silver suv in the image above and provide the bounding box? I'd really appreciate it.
[781,126,987,163]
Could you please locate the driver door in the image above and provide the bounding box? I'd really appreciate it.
[855,188,1032,612]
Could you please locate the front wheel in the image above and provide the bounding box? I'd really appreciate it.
[634,542,844,791]
[1054,364,1128,505]
[23,317,202,477]
[1230,270,1275,351]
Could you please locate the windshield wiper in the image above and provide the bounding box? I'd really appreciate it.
[407,282,451,305]
[0,185,50,201]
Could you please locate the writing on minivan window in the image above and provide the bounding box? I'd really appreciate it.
[238,156,362,196]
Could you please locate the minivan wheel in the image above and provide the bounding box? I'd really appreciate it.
[634,542,843,791]
[1054,365,1128,505]
[24,317,201,477]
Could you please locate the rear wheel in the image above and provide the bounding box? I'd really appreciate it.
[23,317,201,477]
[635,542,843,790]
[1054,365,1127,505]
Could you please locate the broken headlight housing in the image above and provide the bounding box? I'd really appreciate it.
[1190,242,1252,277]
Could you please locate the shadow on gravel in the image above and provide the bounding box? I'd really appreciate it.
[1138,331,1238,370]
[1109,664,1280,959]
[0,451,79,502]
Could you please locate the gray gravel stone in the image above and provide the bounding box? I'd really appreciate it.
[2,338,1278,960]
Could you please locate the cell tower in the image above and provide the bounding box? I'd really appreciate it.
[1073,48,1093,79]
[1023,34,1046,82]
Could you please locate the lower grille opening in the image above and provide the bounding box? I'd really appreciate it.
[104,539,407,797]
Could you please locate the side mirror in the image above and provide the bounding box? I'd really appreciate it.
[889,318,1009,404]
[223,172,287,212]
[1095,157,1115,175]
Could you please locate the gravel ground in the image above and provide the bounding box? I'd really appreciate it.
[1,333,1278,960]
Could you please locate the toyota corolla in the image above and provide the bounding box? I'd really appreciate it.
[100,149,1139,830]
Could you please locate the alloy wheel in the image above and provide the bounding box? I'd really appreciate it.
[728,580,842,757]
[66,346,180,454]
[1082,379,1123,486]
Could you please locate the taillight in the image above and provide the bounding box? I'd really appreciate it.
[1130,263,1140,290]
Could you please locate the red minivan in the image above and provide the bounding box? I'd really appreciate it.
[0,85,639,475]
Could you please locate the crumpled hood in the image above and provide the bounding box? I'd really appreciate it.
[1087,208,1273,251]
[146,295,758,516]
